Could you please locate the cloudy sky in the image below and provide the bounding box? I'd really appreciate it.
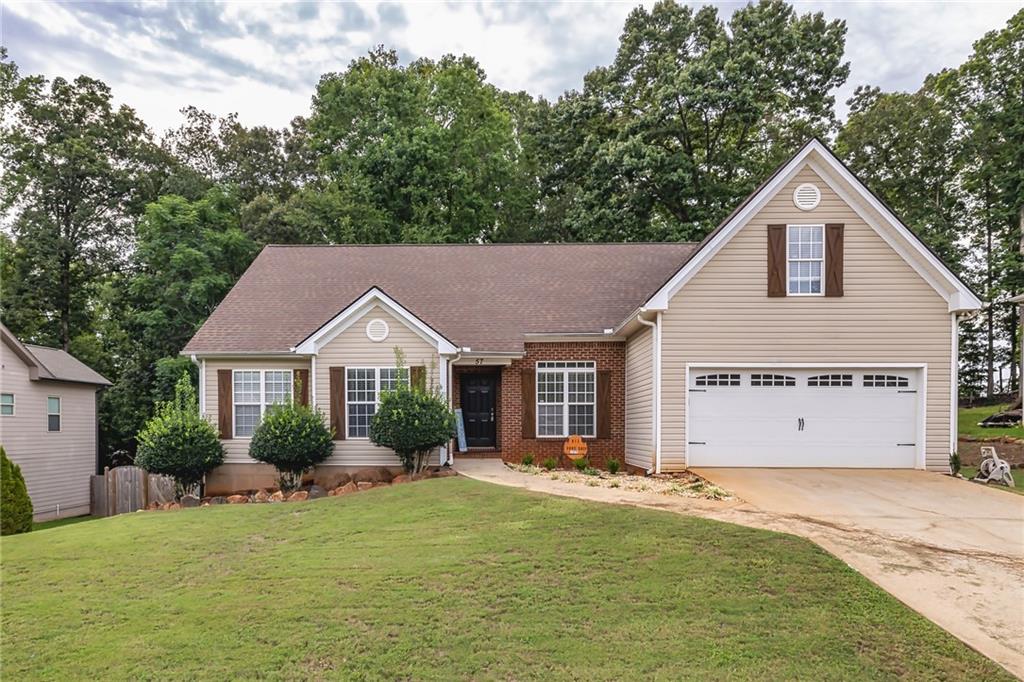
[2,1,1019,134]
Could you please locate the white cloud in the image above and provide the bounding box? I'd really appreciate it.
[2,0,1017,134]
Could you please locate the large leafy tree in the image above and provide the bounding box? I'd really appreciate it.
[540,0,849,242]
[0,70,166,350]
[101,189,258,457]
[308,48,524,243]
[836,84,965,268]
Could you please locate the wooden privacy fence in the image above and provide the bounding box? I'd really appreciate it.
[90,466,176,517]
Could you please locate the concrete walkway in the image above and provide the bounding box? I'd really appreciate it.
[454,458,1024,678]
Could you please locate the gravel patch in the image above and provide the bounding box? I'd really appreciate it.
[505,463,732,500]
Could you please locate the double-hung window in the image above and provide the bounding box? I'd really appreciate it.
[787,225,824,295]
[347,367,405,438]
[0,393,13,416]
[47,396,61,432]
[536,361,596,438]
[233,369,293,437]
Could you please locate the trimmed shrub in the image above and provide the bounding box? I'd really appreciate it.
[371,385,456,473]
[542,457,557,471]
[136,374,225,499]
[573,458,588,472]
[249,401,334,491]
[521,453,534,466]
[607,459,621,475]
[1,447,33,535]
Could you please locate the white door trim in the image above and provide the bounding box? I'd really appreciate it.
[683,363,927,470]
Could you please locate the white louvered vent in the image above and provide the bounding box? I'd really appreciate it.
[365,318,390,342]
[793,183,821,211]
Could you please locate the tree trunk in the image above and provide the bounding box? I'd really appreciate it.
[59,249,71,351]
[985,180,995,397]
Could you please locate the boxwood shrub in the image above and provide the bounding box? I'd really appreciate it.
[249,401,334,491]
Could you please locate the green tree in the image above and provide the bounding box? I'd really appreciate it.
[540,0,849,242]
[135,374,225,498]
[1,447,34,535]
[0,71,166,350]
[308,48,522,243]
[837,84,966,268]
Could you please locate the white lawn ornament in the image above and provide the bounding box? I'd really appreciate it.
[973,446,1015,487]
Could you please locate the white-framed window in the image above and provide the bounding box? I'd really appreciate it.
[808,374,852,387]
[864,374,910,388]
[232,369,293,437]
[0,393,14,416]
[47,396,61,432]
[536,361,596,438]
[787,224,824,295]
[346,367,405,438]
[750,374,796,387]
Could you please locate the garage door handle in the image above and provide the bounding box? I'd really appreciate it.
[688,441,706,445]
[896,443,916,447]
[689,389,706,393]
[898,390,917,394]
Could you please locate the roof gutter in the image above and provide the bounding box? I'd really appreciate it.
[636,310,662,475]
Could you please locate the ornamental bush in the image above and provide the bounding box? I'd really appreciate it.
[370,377,456,474]
[135,374,225,498]
[1,446,33,535]
[249,400,334,491]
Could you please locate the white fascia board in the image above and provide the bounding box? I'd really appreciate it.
[644,143,816,310]
[642,138,982,313]
[292,287,458,355]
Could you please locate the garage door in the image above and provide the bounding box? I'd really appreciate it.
[687,368,920,468]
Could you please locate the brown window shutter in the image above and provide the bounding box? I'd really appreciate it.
[596,370,611,439]
[767,224,787,297]
[217,370,232,439]
[410,366,426,392]
[825,223,844,297]
[329,367,345,440]
[294,369,310,406]
[521,368,535,439]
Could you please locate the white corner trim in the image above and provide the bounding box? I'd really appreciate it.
[643,139,982,313]
[950,314,958,458]
[292,287,458,355]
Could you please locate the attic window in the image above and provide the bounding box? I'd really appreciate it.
[793,183,821,211]
[365,318,390,342]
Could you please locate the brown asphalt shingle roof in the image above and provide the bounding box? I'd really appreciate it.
[184,243,700,354]
[24,345,111,385]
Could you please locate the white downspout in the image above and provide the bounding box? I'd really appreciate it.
[636,312,662,474]
[446,351,462,465]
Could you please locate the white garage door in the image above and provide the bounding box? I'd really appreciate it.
[687,368,920,468]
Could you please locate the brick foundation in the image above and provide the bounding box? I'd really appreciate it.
[454,342,626,469]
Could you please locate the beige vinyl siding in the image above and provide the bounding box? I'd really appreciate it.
[624,325,654,470]
[314,305,440,467]
[660,165,953,472]
[203,357,312,463]
[0,346,98,520]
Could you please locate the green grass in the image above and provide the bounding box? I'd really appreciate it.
[959,467,1024,496]
[958,403,1024,439]
[33,515,97,531]
[1,478,1008,680]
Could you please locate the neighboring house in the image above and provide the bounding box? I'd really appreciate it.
[183,139,982,493]
[0,324,110,520]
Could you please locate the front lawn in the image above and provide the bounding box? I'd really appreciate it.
[958,403,1024,440]
[1,478,1006,679]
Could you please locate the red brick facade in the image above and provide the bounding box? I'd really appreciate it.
[453,342,626,468]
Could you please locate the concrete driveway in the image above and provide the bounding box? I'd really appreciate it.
[693,469,1024,678]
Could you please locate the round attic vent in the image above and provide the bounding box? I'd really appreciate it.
[793,183,821,211]
[365,318,390,342]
